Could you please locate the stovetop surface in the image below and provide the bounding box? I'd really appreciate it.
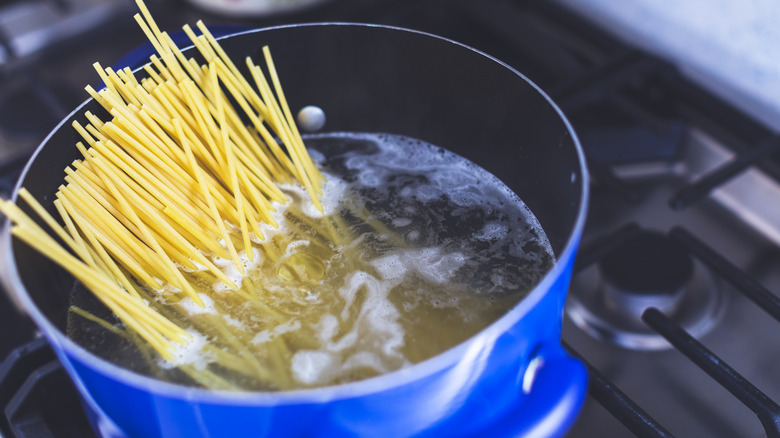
[0,1,778,437]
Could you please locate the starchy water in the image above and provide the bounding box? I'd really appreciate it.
[67,133,554,390]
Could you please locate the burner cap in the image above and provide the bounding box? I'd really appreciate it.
[600,231,693,296]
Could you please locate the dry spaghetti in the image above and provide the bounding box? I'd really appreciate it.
[0,0,325,366]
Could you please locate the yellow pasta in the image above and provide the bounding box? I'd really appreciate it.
[0,0,326,369]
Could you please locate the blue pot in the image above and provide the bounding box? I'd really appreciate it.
[1,24,589,438]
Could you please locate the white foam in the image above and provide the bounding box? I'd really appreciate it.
[369,253,405,281]
[449,189,484,208]
[261,135,548,385]
[288,265,411,385]
[222,314,245,330]
[211,247,262,292]
[391,218,412,227]
[370,247,466,284]
[284,240,310,255]
[251,319,301,345]
[278,172,348,219]
[158,329,213,370]
[316,313,340,343]
[328,134,552,266]
[262,203,289,237]
[475,222,509,241]
[285,243,474,385]
[310,173,348,218]
[417,249,466,284]
[341,351,391,374]
[339,135,491,210]
[291,350,336,385]
[177,293,217,316]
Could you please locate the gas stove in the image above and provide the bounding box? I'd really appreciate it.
[0,0,778,437]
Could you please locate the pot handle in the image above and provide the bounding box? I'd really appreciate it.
[483,347,588,438]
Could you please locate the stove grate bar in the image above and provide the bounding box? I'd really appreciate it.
[587,161,642,204]
[642,307,780,438]
[663,72,780,185]
[565,342,675,438]
[668,135,780,211]
[668,74,768,148]
[669,227,780,323]
[0,337,50,437]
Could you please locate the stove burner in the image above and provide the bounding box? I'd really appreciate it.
[600,231,693,318]
[567,230,726,350]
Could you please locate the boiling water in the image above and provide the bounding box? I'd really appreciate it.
[67,133,554,390]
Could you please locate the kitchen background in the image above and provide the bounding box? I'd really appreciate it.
[0,0,778,437]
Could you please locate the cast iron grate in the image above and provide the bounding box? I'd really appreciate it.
[0,338,94,438]
[562,54,780,438]
[573,222,780,437]
[508,1,780,436]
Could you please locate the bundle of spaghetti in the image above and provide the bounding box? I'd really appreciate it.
[0,0,330,368]
[0,192,191,360]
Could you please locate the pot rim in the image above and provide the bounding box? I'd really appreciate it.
[0,22,589,405]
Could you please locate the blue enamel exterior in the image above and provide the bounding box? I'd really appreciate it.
[48,241,585,438]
